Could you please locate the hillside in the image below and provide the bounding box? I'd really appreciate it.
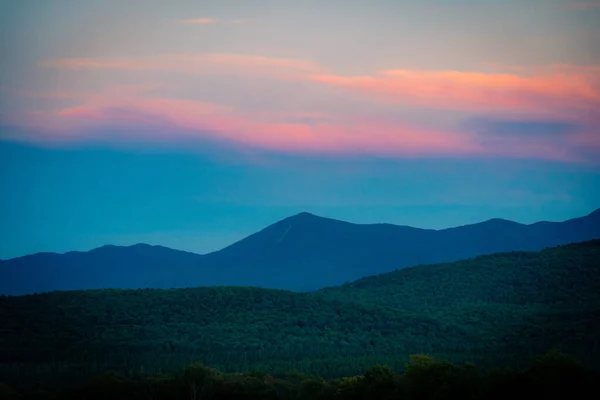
[316,240,600,365]
[318,239,600,310]
[1,240,599,393]
[1,209,599,295]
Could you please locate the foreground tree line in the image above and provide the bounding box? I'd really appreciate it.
[1,350,596,400]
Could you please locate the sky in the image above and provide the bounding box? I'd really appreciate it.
[1,0,599,259]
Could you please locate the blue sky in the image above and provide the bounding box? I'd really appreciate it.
[1,0,599,258]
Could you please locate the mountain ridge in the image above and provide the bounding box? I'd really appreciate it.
[10,208,598,259]
[1,207,599,295]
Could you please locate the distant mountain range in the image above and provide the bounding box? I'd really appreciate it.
[1,208,599,295]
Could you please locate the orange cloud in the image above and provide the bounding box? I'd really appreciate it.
[37,55,600,121]
[43,55,599,126]
[309,67,600,123]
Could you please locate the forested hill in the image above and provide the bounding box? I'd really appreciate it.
[317,239,600,310]
[1,240,599,395]
[316,239,600,368]
[1,209,600,295]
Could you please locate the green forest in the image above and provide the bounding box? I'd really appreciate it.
[1,239,599,398]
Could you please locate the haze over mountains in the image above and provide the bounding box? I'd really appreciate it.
[1,208,599,295]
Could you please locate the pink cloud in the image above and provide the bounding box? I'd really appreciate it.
[309,67,600,123]
[42,55,600,126]
[35,55,600,122]
[6,57,599,164]
[4,85,595,164]
[3,86,482,157]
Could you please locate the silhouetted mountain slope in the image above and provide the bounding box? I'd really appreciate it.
[1,241,599,384]
[0,243,209,295]
[1,208,599,294]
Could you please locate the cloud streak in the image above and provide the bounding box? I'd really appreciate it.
[309,67,600,123]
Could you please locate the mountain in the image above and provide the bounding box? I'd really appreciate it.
[1,240,599,387]
[0,244,205,295]
[1,208,599,295]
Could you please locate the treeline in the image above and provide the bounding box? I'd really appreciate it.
[1,350,596,400]
[1,240,598,395]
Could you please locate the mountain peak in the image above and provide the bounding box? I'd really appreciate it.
[291,211,319,219]
[282,212,350,226]
[280,212,327,224]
